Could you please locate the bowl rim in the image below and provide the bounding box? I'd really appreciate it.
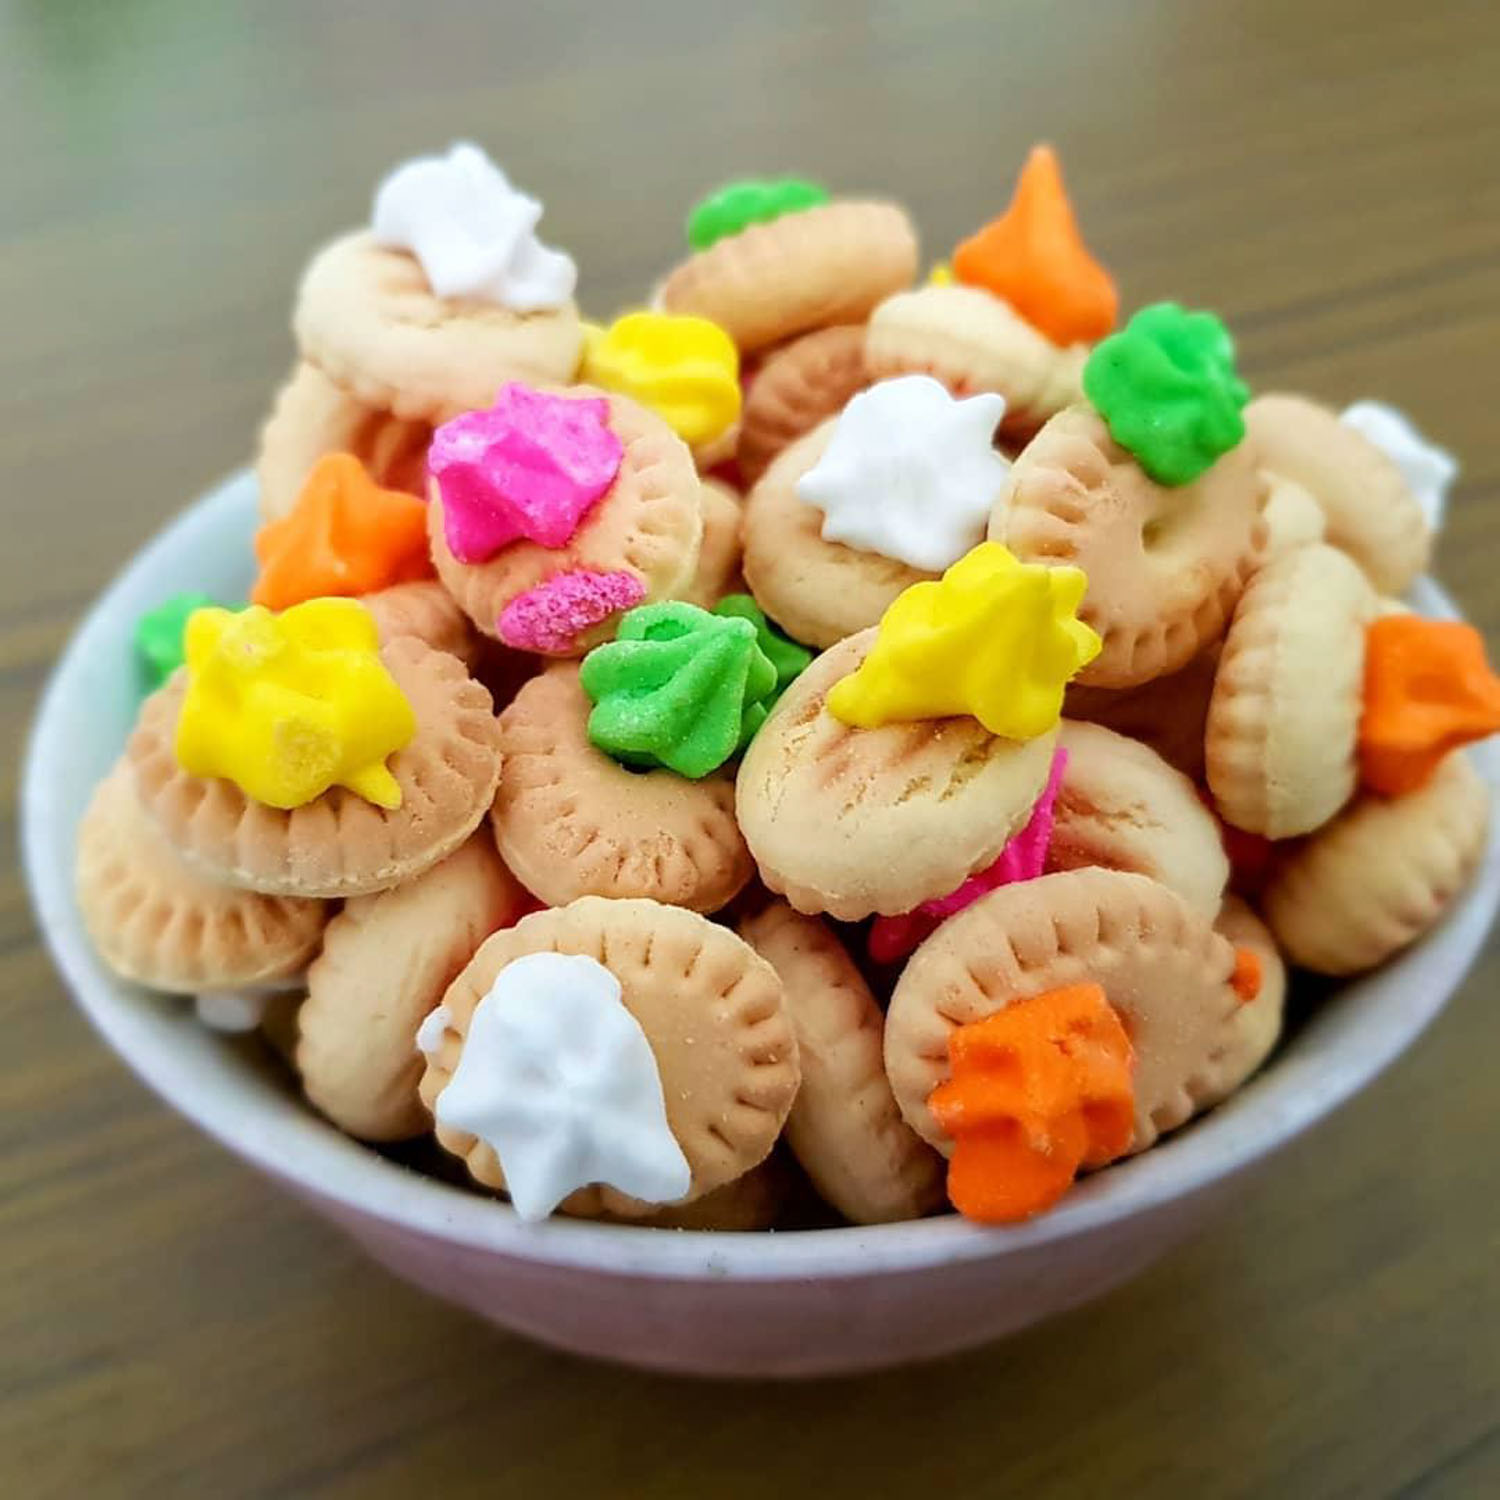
[22,471,1500,1282]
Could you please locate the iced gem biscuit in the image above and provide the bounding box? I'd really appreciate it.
[1264,752,1491,975]
[741,421,936,650]
[1062,645,1219,783]
[360,579,481,668]
[864,284,1087,438]
[662,180,918,354]
[129,616,503,898]
[296,836,531,1142]
[737,543,1095,918]
[491,664,754,912]
[294,144,584,425]
[885,868,1251,1160]
[952,145,1117,347]
[1245,393,1431,594]
[742,376,1014,648]
[76,762,326,994]
[736,324,870,486]
[1046,719,1229,918]
[419,898,800,1218]
[251,453,434,611]
[256,361,437,522]
[796,376,1010,573]
[928,982,1135,1222]
[677,479,745,609]
[739,902,945,1224]
[866,746,1066,965]
[996,307,1265,688]
[428,385,702,655]
[579,311,742,470]
[1206,544,1377,837]
[1210,896,1288,1097]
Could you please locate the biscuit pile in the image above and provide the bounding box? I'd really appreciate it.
[75,142,1498,1229]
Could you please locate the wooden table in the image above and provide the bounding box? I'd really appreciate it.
[4,2,1497,1494]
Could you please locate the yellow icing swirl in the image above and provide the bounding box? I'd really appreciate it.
[174,598,417,810]
[828,542,1101,740]
[580,311,740,448]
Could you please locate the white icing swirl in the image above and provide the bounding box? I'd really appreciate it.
[1340,400,1457,533]
[371,142,577,312]
[414,1003,451,1057]
[796,375,1010,571]
[432,952,690,1221]
[194,976,303,1034]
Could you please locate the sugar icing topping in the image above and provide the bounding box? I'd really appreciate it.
[827,542,1100,740]
[371,142,577,311]
[928,982,1135,1223]
[580,601,779,778]
[433,951,691,1221]
[430,383,624,564]
[174,598,416,811]
[580,312,741,449]
[796,375,1010,572]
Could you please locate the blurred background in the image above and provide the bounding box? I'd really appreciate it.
[3,2,1497,1496]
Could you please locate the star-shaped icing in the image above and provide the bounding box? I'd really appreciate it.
[828,541,1101,740]
[175,598,416,811]
[433,951,691,1221]
[1341,401,1457,532]
[371,142,577,311]
[252,453,433,611]
[796,376,1011,572]
[429,383,625,563]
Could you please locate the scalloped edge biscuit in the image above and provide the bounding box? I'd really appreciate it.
[736,629,1057,919]
[742,419,935,649]
[884,868,1244,1156]
[1262,752,1490,975]
[75,763,327,993]
[677,479,744,608]
[626,1154,793,1230]
[740,902,945,1224]
[362,579,481,667]
[737,324,869,486]
[1208,895,1287,1097]
[293,231,584,423]
[428,386,703,654]
[491,665,753,912]
[1062,645,1219,782]
[127,637,503,898]
[295,836,531,1142]
[418,897,800,1217]
[1048,719,1229,917]
[1205,544,1376,838]
[1246,393,1431,594]
[864,284,1086,435]
[993,405,1267,688]
[661,200,919,354]
[256,360,439,522]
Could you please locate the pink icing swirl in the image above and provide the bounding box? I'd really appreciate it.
[868,747,1068,965]
[429,383,625,563]
[497,569,646,655]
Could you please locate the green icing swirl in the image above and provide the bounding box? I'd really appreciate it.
[134,592,227,693]
[1082,302,1250,486]
[712,594,812,704]
[687,177,830,252]
[580,601,779,778]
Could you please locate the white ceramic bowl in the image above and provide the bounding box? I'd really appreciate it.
[24,471,1500,1378]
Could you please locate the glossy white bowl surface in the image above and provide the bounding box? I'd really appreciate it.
[23,471,1500,1376]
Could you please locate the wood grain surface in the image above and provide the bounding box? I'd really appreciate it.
[4,2,1498,1495]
